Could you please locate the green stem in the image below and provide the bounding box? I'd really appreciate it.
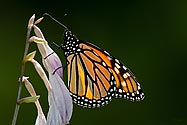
[11,23,32,125]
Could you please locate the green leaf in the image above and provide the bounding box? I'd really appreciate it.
[17,95,40,105]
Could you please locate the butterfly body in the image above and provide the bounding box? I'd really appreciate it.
[62,30,144,108]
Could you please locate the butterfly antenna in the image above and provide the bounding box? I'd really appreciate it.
[43,13,69,30]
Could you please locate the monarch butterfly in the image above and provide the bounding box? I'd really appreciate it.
[45,14,145,108]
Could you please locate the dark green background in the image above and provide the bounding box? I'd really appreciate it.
[1,0,187,125]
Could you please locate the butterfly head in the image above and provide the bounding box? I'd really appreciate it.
[62,30,81,57]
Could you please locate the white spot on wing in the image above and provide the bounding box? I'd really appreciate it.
[93,104,96,107]
[138,86,141,90]
[111,75,114,80]
[102,62,106,67]
[97,100,101,103]
[118,89,123,93]
[115,63,121,69]
[104,50,110,55]
[126,72,130,76]
[85,99,88,102]
[123,73,128,79]
[115,59,120,63]
[114,67,119,74]
[123,65,127,70]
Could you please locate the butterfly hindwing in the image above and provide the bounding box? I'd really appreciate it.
[64,31,116,108]
[86,44,145,101]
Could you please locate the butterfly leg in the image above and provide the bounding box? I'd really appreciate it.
[62,58,70,71]
[53,60,69,75]
[50,42,62,50]
[49,42,70,73]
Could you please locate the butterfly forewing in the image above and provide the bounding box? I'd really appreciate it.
[82,42,145,101]
[110,58,145,101]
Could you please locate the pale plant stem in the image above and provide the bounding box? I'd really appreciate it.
[11,24,32,125]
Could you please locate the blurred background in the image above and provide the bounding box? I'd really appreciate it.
[1,0,187,125]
